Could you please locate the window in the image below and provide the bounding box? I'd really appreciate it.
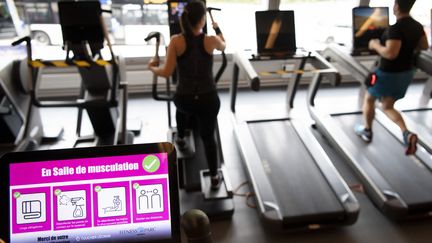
[16,1,56,24]
[206,0,266,52]
[370,0,431,44]
[280,0,359,49]
[0,1,14,32]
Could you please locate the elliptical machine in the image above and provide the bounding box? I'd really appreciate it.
[11,0,136,147]
[146,3,233,218]
[0,56,63,156]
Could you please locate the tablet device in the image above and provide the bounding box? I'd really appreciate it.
[352,6,389,56]
[255,10,296,58]
[0,143,180,243]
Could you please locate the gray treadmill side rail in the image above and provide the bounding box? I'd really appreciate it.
[230,50,359,230]
[310,44,432,219]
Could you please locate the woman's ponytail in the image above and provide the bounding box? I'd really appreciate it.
[180,9,194,40]
[179,0,206,40]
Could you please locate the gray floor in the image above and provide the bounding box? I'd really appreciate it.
[39,84,432,243]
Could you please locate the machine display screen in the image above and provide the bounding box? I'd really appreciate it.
[168,0,206,36]
[8,153,173,242]
[352,7,389,51]
[255,10,296,55]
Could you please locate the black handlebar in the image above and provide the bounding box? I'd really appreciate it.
[206,6,226,83]
[145,32,172,102]
[214,52,227,83]
[207,7,221,12]
[12,36,33,61]
[11,36,31,46]
[145,32,160,42]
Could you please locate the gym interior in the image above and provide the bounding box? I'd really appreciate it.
[1,0,431,242]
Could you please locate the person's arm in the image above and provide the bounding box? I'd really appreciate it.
[417,34,429,50]
[369,38,401,60]
[148,36,178,78]
[211,22,226,51]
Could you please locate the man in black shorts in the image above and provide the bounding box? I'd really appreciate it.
[355,0,429,155]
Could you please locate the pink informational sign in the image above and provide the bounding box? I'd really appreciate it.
[9,153,172,243]
[131,179,170,223]
[11,187,51,234]
[52,184,92,231]
[92,181,131,227]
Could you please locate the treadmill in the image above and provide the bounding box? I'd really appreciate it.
[309,43,432,219]
[230,49,359,230]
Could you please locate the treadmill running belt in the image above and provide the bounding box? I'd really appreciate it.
[248,120,344,220]
[334,114,432,206]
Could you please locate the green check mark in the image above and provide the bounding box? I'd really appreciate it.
[142,155,160,173]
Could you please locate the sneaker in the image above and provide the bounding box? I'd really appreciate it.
[175,136,188,151]
[210,174,222,191]
[403,131,417,155]
[355,125,373,143]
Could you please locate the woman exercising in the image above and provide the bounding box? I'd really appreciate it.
[148,0,225,189]
[355,0,429,155]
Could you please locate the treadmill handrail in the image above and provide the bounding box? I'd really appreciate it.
[322,43,371,86]
[230,51,260,113]
[305,51,342,107]
[416,50,432,76]
[232,51,260,89]
[309,51,341,87]
[230,50,341,112]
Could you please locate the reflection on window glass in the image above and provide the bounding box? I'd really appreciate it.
[110,2,169,45]
[8,0,172,46]
[12,0,424,55]
[0,1,16,38]
[370,0,431,44]
[280,0,358,49]
[206,0,265,51]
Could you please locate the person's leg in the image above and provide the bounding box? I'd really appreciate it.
[381,96,417,155]
[380,68,417,155]
[380,96,407,132]
[355,92,376,142]
[174,95,193,149]
[175,110,188,138]
[363,92,376,130]
[197,92,221,189]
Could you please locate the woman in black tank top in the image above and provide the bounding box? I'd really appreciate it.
[148,0,226,189]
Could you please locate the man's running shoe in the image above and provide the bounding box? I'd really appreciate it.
[354,125,373,143]
[403,131,418,155]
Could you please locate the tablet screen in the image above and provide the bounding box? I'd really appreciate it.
[255,10,296,55]
[352,7,389,51]
[6,144,178,243]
